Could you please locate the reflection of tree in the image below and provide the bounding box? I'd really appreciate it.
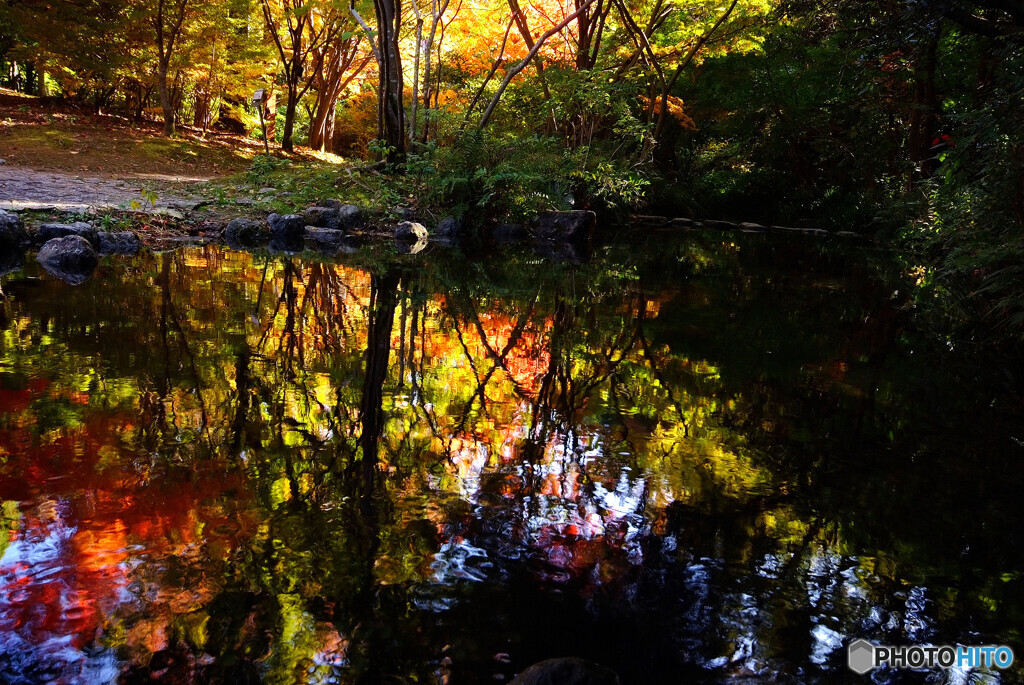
[152,250,214,453]
[445,289,540,438]
[354,270,401,496]
[2,237,1021,683]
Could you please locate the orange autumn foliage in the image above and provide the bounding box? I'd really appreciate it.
[640,95,698,130]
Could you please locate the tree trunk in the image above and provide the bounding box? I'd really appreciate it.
[309,96,340,153]
[355,271,401,489]
[282,82,298,152]
[154,0,190,137]
[374,0,406,161]
[907,29,940,188]
[309,41,356,152]
[159,62,175,136]
[309,107,329,151]
[410,0,424,140]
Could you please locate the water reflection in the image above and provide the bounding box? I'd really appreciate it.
[0,235,1021,684]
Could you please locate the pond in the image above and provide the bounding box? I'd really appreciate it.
[0,231,1022,684]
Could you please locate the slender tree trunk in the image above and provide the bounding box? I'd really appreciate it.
[410,0,424,140]
[155,0,190,137]
[309,40,369,152]
[159,63,174,134]
[282,81,299,152]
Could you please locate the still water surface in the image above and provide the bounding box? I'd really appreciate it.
[0,233,1022,684]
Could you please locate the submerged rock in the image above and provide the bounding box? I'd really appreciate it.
[532,210,597,243]
[35,222,99,248]
[511,658,620,685]
[37,235,98,285]
[225,218,269,248]
[98,231,143,255]
[0,209,29,248]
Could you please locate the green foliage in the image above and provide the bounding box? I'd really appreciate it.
[410,130,647,223]
[97,213,135,232]
[411,131,563,221]
[246,154,291,185]
[567,160,649,212]
[901,37,1024,340]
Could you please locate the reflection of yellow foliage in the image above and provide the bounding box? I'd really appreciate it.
[270,477,293,506]
[639,426,770,510]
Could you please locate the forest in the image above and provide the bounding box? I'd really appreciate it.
[2,0,1023,339]
[3,2,1024,683]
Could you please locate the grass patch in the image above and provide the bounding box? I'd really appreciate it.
[228,155,421,220]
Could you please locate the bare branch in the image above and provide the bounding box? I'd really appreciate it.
[478,0,599,128]
[350,4,383,64]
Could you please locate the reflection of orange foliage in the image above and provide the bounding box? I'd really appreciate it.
[128,618,169,654]
[457,310,553,395]
[72,521,130,574]
[0,408,256,660]
[540,468,581,500]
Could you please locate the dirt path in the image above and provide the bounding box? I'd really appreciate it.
[0,165,202,213]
